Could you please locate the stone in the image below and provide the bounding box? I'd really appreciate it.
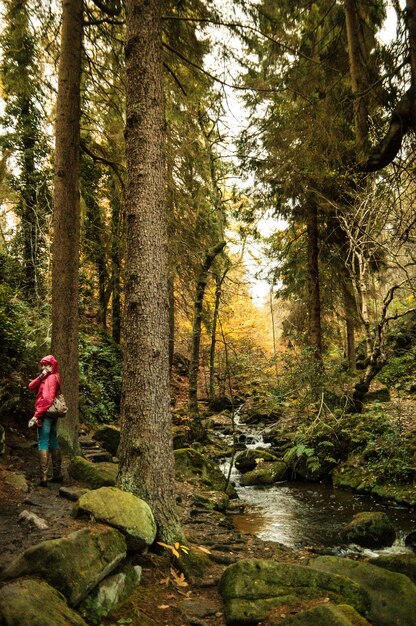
[219,559,369,625]
[0,578,88,626]
[80,564,142,619]
[3,470,29,492]
[68,456,118,487]
[92,425,120,456]
[279,603,370,625]
[405,530,416,550]
[235,449,280,473]
[174,447,237,497]
[73,486,156,552]
[18,509,48,529]
[2,526,127,606]
[59,485,89,501]
[339,512,395,548]
[240,461,288,486]
[312,555,416,626]
[368,553,416,585]
[84,450,113,463]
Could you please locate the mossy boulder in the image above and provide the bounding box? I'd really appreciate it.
[2,526,127,606]
[73,486,156,552]
[219,558,369,625]
[240,461,288,486]
[174,447,236,497]
[79,564,142,620]
[0,578,88,626]
[92,425,120,456]
[280,603,371,625]
[68,456,118,487]
[312,555,416,626]
[235,449,280,473]
[339,512,395,548]
[368,553,416,585]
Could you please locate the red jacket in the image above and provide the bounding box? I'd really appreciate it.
[28,355,62,419]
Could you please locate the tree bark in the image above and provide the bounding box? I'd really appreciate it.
[407,0,416,128]
[52,0,83,454]
[188,240,226,419]
[343,280,356,372]
[209,271,222,404]
[117,0,182,543]
[306,198,323,363]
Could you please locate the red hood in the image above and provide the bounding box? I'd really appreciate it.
[40,355,59,374]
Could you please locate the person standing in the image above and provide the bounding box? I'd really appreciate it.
[28,355,64,487]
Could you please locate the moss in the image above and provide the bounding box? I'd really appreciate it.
[68,456,118,488]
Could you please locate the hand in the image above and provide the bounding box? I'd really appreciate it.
[28,417,41,428]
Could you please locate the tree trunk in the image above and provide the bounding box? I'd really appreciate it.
[188,240,226,419]
[407,0,416,128]
[342,279,356,372]
[52,0,83,454]
[110,178,122,344]
[306,198,323,363]
[209,272,222,403]
[117,0,182,544]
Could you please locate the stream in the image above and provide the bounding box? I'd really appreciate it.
[218,417,416,554]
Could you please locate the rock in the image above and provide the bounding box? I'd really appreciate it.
[73,486,156,552]
[278,602,371,625]
[0,578,88,626]
[3,470,29,493]
[68,456,118,487]
[174,448,237,497]
[339,512,395,548]
[235,449,280,473]
[92,425,120,456]
[84,450,113,463]
[368,553,416,585]
[240,461,288,486]
[2,526,127,606]
[79,564,142,619]
[312,555,416,626]
[192,492,230,512]
[18,509,49,530]
[59,486,89,502]
[219,558,369,625]
[405,530,416,550]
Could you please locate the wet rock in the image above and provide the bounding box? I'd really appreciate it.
[18,509,48,530]
[73,486,156,552]
[219,558,369,625]
[92,425,120,456]
[192,492,230,511]
[84,450,113,463]
[68,456,118,488]
[174,447,237,497]
[0,578,88,626]
[235,449,280,473]
[339,512,395,548]
[405,530,416,550]
[2,526,127,606]
[368,553,416,585]
[312,555,416,626]
[240,461,288,486]
[279,602,371,625]
[59,486,89,502]
[79,564,142,620]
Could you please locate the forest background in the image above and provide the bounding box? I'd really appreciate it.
[1,0,416,541]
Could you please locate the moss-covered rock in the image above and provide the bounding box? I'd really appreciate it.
[2,526,127,606]
[92,425,120,456]
[368,553,416,585]
[235,449,280,473]
[339,512,396,548]
[68,456,118,487]
[0,578,88,626]
[174,447,236,497]
[280,603,371,625]
[219,559,369,625]
[240,461,288,486]
[73,486,156,552]
[312,555,416,626]
[79,564,142,620]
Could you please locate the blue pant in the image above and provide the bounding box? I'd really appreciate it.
[37,417,60,451]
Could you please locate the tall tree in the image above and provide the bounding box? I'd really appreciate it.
[52,0,83,453]
[117,0,182,543]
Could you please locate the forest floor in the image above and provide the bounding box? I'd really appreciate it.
[0,418,316,626]
[1,390,415,625]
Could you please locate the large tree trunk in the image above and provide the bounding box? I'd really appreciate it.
[209,271,222,404]
[188,240,226,420]
[110,179,122,344]
[52,0,83,454]
[306,198,323,363]
[117,0,182,543]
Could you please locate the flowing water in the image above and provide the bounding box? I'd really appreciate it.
[218,416,416,553]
